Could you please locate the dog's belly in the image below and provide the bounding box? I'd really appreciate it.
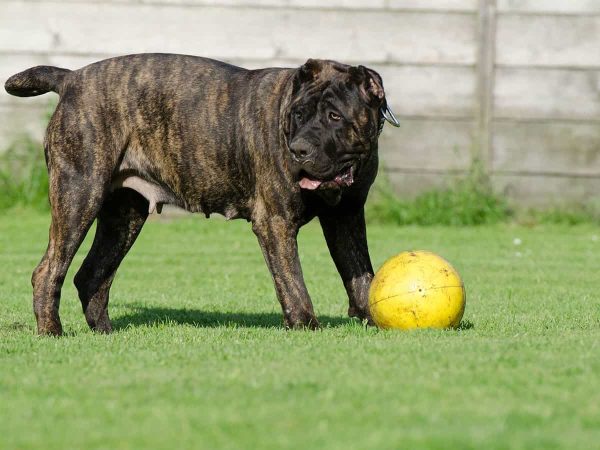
[110,139,251,219]
[110,173,247,220]
[110,173,179,214]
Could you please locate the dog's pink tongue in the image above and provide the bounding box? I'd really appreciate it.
[299,178,322,190]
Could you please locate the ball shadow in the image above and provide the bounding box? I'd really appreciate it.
[457,319,475,330]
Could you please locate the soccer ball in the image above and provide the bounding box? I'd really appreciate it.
[369,251,466,330]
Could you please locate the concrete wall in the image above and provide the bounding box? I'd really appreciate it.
[1,0,599,205]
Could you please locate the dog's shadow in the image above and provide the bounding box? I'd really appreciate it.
[111,305,353,330]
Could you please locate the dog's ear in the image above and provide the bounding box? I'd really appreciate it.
[298,59,322,83]
[349,65,385,105]
[293,59,323,93]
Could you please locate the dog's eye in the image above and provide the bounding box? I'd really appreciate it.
[329,112,341,121]
[294,111,303,121]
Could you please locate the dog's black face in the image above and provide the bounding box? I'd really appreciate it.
[287,59,386,192]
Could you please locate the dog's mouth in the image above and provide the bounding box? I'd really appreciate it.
[299,165,355,191]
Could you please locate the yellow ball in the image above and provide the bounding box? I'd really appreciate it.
[369,251,466,330]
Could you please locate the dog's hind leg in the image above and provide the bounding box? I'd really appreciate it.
[32,159,106,336]
[74,188,149,333]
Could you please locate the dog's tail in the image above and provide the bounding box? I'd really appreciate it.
[5,66,71,97]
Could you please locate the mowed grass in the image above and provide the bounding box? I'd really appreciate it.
[0,210,599,450]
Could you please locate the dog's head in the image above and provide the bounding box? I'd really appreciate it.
[285,59,398,196]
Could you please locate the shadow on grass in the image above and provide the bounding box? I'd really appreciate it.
[111,305,475,332]
[111,305,353,330]
[457,319,474,330]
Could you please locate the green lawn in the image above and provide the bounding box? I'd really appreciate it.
[0,210,598,450]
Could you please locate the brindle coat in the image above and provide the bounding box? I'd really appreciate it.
[5,53,395,335]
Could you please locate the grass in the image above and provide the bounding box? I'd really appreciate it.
[367,162,510,226]
[0,210,599,449]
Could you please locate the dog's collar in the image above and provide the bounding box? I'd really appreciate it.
[378,104,400,136]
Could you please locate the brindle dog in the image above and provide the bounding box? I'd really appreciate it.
[5,54,399,335]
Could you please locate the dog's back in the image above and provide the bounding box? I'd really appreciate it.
[5,53,244,97]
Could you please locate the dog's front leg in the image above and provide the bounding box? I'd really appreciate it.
[320,208,374,323]
[252,214,319,329]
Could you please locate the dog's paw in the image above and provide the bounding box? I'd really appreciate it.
[348,305,374,325]
[37,319,63,336]
[285,311,320,330]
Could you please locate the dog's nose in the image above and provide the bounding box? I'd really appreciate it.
[289,139,316,161]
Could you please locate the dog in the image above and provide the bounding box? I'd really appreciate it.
[5,53,399,335]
